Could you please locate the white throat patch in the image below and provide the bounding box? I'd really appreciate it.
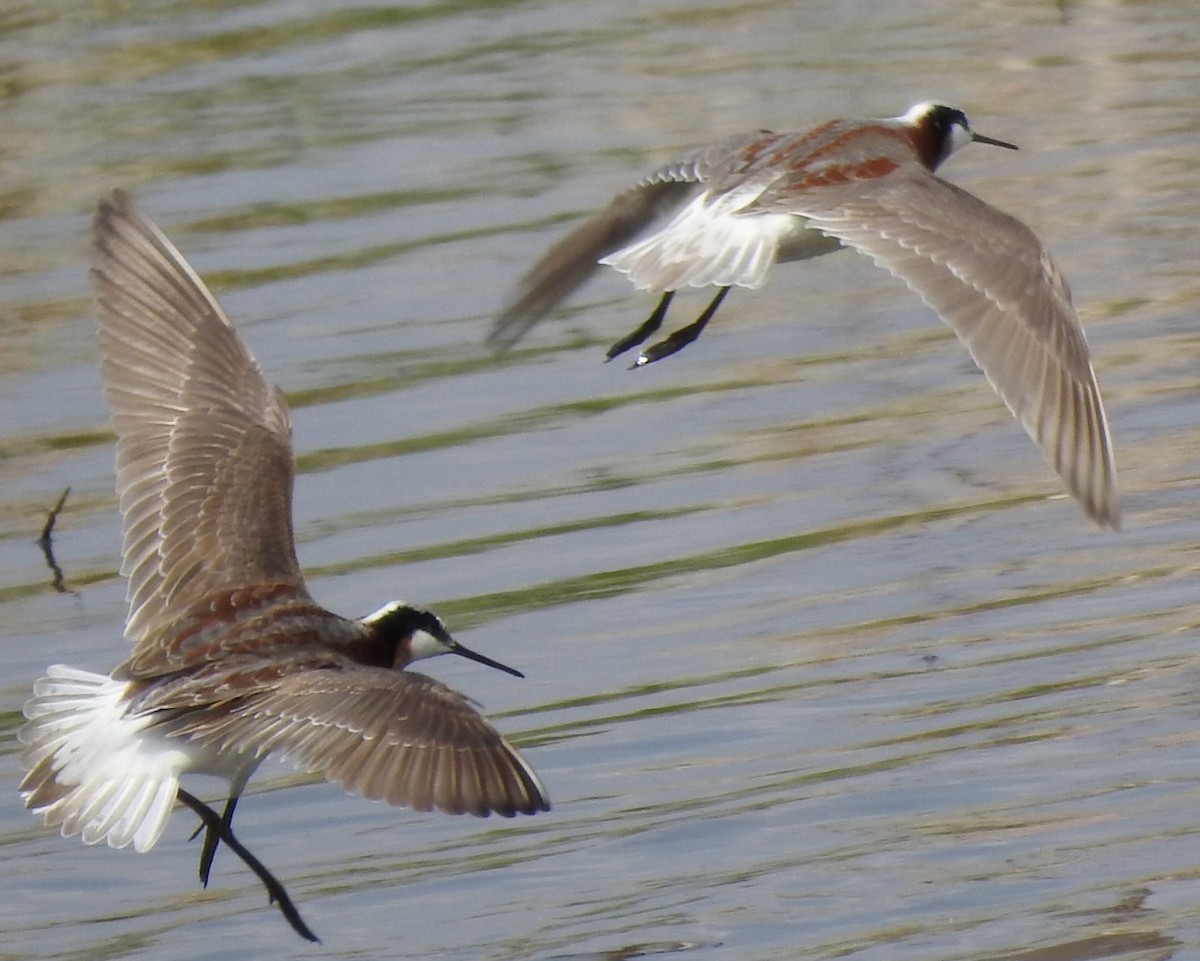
[408,628,449,661]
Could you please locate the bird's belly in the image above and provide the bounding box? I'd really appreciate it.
[603,208,820,291]
[152,714,265,784]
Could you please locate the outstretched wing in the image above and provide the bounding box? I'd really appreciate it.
[92,191,307,649]
[179,664,550,818]
[792,171,1118,527]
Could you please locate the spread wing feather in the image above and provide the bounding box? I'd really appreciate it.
[793,172,1117,526]
[177,665,549,818]
[92,191,307,650]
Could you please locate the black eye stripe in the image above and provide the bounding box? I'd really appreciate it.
[367,603,447,641]
[927,105,969,135]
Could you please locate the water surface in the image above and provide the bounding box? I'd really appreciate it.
[2,2,1200,959]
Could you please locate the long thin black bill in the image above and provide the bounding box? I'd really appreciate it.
[972,132,1018,150]
[451,642,525,678]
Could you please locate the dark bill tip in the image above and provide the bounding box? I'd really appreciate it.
[972,132,1019,151]
[451,641,525,678]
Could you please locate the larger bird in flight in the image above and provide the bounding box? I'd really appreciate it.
[488,102,1118,529]
[20,191,549,941]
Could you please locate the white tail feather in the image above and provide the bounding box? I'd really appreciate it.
[18,666,184,852]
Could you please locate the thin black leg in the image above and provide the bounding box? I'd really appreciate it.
[176,788,319,943]
[195,795,239,887]
[635,287,730,366]
[606,291,674,362]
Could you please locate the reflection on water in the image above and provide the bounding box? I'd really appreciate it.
[3,1,1200,959]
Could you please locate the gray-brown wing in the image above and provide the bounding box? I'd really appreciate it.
[92,191,307,648]
[487,130,775,350]
[190,666,550,818]
[793,172,1118,528]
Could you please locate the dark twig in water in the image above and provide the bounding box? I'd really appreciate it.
[37,487,71,593]
[176,789,319,943]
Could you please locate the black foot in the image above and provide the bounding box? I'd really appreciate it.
[191,795,239,888]
[176,789,319,943]
[634,287,729,367]
[606,291,674,362]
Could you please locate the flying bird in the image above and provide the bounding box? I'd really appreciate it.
[489,102,1118,528]
[20,191,549,941]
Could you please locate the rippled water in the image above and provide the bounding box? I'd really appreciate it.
[3,2,1200,959]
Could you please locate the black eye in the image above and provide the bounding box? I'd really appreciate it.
[926,105,968,136]
[943,108,969,133]
[416,609,448,639]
